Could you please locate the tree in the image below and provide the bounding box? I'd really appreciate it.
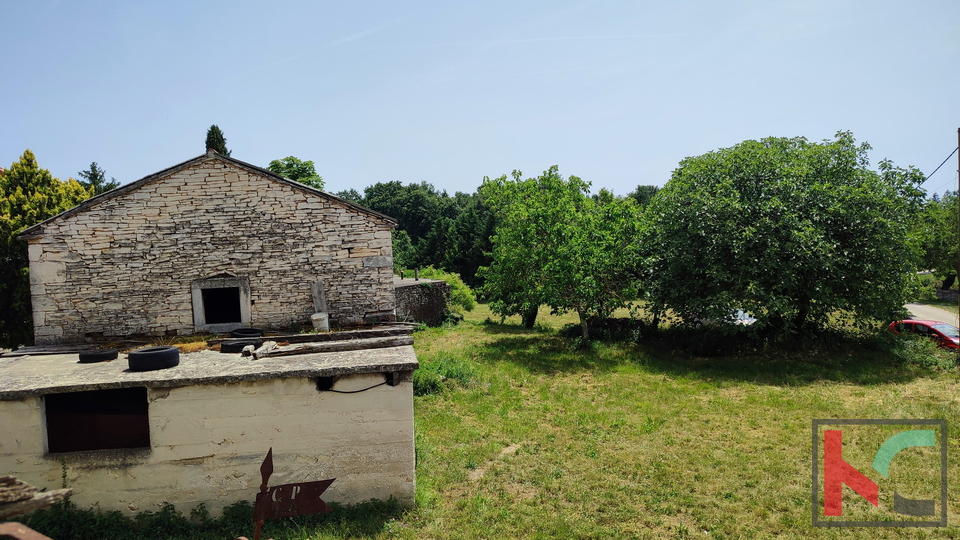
[627,185,660,206]
[392,229,415,273]
[918,192,959,289]
[480,167,643,339]
[77,162,119,196]
[334,188,364,203]
[205,125,231,156]
[645,131,926,335]
[0,150,91,347]
[267,156,325,190]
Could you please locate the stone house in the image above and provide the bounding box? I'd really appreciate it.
[18,150,397,343]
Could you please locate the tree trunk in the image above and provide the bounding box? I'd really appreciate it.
[521,306,539,329]
[578,310,590,343]
[942,272,956,290]
[792,295,810,331]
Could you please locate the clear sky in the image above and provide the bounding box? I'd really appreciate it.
[2,0,958,197]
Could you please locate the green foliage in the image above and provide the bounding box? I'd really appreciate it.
[918,191,958,288]
[267,155,325,190]
[204,124,231,156]
[627,184,660,206]
[417,266,477,313]
[888,333,956,370]
[334,188,364,203]
[77,162,119,195]
[392,228,415,272]
[479,167,643,341]
[0,150,91,348]
[646,131,926,336]
[362,181,494,287]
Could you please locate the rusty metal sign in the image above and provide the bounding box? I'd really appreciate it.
[247,448,335,540]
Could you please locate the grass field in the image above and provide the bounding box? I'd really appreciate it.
[24,305,960,539]
[398,306,960,539]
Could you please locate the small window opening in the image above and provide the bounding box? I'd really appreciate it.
[202,287,242,324]
[45,387,150,453]
[316,376,335,391]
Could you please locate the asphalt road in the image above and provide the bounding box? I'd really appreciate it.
[905,303,959,325]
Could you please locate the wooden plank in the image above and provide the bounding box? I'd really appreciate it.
[255,336,414,359]
[209,327,412,346]
[0,489,72,520]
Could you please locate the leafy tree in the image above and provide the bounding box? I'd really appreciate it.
[412,216,459,271]
[204,125,231,156]
[918,192,958,289]
[363,181,449,242]
[392,229,415,273]
[267,156,325,190]
[0,150,92,347]
[334,188,364,204]
[480,167,642,340]
[627,185,660,206]
[77,162,119,196]
[645,131,926,335]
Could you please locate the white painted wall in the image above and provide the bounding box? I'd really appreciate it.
[0,373,415,516]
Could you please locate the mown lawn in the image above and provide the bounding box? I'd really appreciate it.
[396,305,960,539]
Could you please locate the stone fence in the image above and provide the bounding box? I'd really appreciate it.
[394,278,450,326]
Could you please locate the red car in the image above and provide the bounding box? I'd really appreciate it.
[888,319,960,349]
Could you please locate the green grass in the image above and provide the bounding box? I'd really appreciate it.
[24,306,960,538]
[404,307,960,539]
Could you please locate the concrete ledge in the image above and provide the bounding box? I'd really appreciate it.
[0,343,418,400]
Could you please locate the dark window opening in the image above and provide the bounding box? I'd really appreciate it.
[202,287,242,324]
[45,387,150,453]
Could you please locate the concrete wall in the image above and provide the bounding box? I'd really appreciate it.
[0,373,415,515]
[25,155,396,344]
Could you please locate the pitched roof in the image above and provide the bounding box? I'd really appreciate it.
[18,151,396,238]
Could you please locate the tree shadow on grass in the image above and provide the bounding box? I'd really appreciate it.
[471,321,948,387]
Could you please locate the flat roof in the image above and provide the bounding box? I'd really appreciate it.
[0,343,418,400]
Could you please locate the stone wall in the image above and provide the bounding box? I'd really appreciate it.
[935,289,959,303]
[24,154,396,343]
[0,373,415,515]
[395,279,450,326]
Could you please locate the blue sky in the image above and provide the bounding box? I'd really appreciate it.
[2,0,958,196]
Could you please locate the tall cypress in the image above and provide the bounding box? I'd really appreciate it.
[205,125,231,156]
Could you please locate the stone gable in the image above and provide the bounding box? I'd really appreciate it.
[23,153,396,343]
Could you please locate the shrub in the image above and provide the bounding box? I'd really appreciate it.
[415,266,477,314]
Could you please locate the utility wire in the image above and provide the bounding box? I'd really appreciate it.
[926,146,958,181]
[930,170,959,197]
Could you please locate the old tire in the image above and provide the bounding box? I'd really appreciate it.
[220,339,263,354]
[78,348,118,363]
[128,346,180,372]
[230,328,263,338]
